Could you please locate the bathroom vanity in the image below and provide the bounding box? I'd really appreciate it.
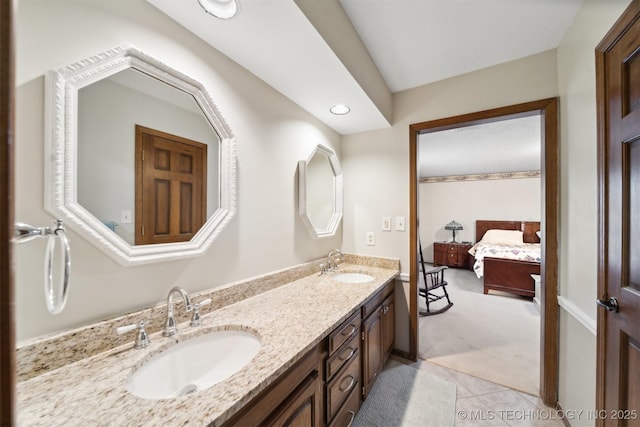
[223,280,395,426]
[16,255,399,426]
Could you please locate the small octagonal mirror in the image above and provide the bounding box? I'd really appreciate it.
[298,144,343,239]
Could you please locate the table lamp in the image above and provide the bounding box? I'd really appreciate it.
[445,220,463,242]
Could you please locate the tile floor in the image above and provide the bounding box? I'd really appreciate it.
[391,356,567,427]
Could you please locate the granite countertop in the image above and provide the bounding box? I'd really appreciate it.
[17,263,398,426]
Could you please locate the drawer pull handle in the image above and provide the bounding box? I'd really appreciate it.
[340,325,358,337]
[346,410,356,427]
[339,375,356,392]
[338,346,357,362]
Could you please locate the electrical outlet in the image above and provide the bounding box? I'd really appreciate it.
[121,210,132,224]
[395,216,406,231]
[381,217,391,231]
[366,231,375,246]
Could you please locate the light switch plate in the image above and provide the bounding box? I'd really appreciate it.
[381,217,391,231]
[395,216,405,231]
[366,231,375,246]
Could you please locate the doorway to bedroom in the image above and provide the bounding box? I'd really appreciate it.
[417,114,542,397]
[408,98,560,406]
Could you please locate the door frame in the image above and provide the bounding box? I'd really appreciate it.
[409,97,560,406]
[595,1,640,423]
[0,0,15,422]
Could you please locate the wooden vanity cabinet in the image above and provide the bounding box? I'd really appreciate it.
[325,310,361,426]
[361,282,395,400]
[263,369,322,427]
[222,279,397,427]
[222,342,325,427]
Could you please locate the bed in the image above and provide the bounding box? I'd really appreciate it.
[470,220,541,297]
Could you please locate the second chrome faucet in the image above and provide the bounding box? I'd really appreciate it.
[327,249,344,271]
[320,249,345,274]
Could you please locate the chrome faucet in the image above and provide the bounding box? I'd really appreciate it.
[327,249,344,271]
[163,287,192,337]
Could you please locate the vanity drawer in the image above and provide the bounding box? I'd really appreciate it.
[326,348,360,422]
[326,331,360,380]
[328,381,361,427]
[327,310,361,355]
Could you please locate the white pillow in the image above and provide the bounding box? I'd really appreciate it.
[481,229,524,245]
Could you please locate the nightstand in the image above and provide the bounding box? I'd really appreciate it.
[433,241,473,269]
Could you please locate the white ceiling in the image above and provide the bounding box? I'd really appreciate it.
[147,0,583,176]
[418,114,541,178]
[146,0,583,135]
[340,0,584,93]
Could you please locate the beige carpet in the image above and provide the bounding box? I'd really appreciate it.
[418,266,540,396]
[353,359,456,427]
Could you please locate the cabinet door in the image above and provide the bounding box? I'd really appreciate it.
[362,308,383,400]
[222,345,322,426]
[264,370,322,427]
[382,294,395,363]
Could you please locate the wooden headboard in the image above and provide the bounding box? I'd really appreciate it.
[475,220,541,244]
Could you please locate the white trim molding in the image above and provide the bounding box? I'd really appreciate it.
[557,296,597,335]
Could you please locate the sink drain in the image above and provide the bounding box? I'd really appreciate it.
[178,384,198,396]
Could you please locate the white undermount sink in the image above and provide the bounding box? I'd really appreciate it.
[333,272,374,283]
[127,329,261,399]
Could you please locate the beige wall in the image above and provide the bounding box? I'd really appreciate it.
[419,178,541,264]
[14,0,342,341]
[555,0,632,423]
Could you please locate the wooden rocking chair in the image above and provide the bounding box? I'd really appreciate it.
[419,240,453,316]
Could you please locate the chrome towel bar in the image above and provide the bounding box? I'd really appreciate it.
[14,219,71,314]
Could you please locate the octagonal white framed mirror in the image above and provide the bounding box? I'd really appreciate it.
[298,144,343,239]
[44,44,236,265]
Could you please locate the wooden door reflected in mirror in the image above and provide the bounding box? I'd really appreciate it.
[135,125,207,245]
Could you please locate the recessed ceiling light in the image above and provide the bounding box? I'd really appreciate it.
[330,104,350,115]
[197,0,238,19]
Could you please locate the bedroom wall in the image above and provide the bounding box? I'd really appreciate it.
[418,177,541,264]
[555,0,632,423]
[14,0,342,341]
